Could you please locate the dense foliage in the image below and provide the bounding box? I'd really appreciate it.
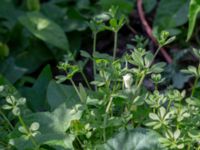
[1,0,200,150]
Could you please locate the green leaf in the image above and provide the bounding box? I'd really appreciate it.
[26,0,40,11]
[13,133,75,150]
[0,42,9,58]
[0,57,27,83]
[80,50,91,58]
[0,74,20,97]
[20,65,52,111]
[19,12,69,52]
[12,103,83,149]
[97,128,165,150]
[47,80,80,110]
[15,43,53,73]
[63,8,88,32]
[172,72,191,89]
[27,103,83,133]
[143,0,157,13]
[98,0,133,14]
[0,0,22,30]
[30,122,40,131]
[187,0,200,41]
[149,113,159,120]
[79,83,87,103]
[144,52,154,67]
[150,62,166,73]
[154,0,189,31]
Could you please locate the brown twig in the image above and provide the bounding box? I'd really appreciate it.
[137,0,172,63]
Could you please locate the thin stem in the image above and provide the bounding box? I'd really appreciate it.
[93,32,97,91]
[134,46,163,94]
[137,0,172,63]
[103,97,113,142]
[0,140,8,147]
[76,136,84,149]
[113,31,118,60]
[70,79,83,102]
[155,83,158,91]
[167,99,172,111]
[135,46,162,95]
[80,71,92,90]
[135,72,146,94]
[18,115,38,147]
[0,109,14,131]
[149,46,162,67]
[191,76,199,97]
[197,145,200,150]
[187,144,191,150]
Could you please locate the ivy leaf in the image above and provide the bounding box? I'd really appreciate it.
[186,0,200,41]
[97,128,165,150]
[12,133,75,150]
[20,65,52,111]
[0,57,27,83]
[28,103,83,133]
[47,80,80,111]
[11,103,83,149]
[19,12,69,52]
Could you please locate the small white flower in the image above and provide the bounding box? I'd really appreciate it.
[123,74,133,89]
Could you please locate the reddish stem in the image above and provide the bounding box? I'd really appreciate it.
[137,0,172,63]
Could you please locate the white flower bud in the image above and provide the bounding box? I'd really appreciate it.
[123,74,133,89]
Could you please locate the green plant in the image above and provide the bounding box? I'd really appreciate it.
[187,0,200,41]
[1,1,200,149]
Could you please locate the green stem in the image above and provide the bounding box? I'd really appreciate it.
[197,145,200,150]
[70,79,83,102]
[191,76,199,97]
[134,46,162,95]
[0,140,9,147]
[187,144,191,150]
[149,46,162,67]
[0,108,14,131]
[167,99,172,111]
[155,83,158,91]
[135,72,146,95]
[113,31,118,60]
[76,136,84,149]
[103,97,113,142]
[18,115,38,147]
[93,32,97,91]
[80,71,92,90]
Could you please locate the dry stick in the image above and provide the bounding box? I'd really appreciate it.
[137,0,172,64]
